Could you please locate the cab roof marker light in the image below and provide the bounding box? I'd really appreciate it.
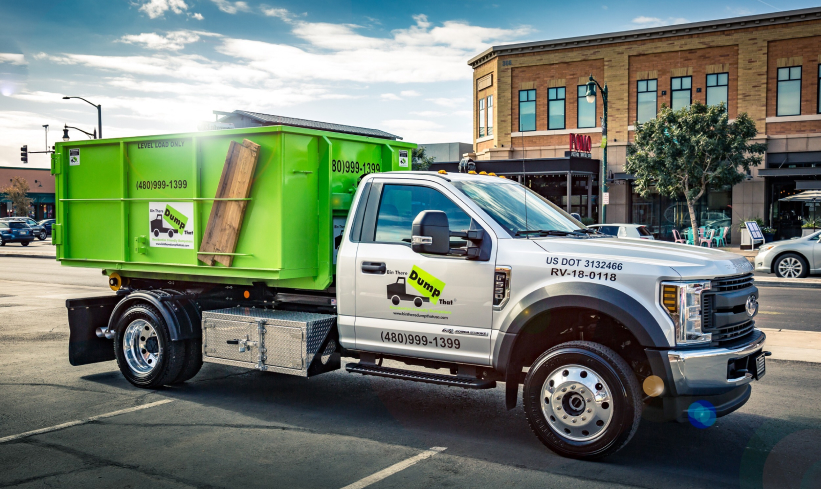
[468,170,477,174]
[438,169,448,174]
[479,171,488,175]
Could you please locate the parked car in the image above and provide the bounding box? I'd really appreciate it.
[38,219,55,236]
[587,223,655,240]
[0,221,35,246]
[755,230,821,278]
[0,217,48,240]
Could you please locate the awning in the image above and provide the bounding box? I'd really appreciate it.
[780,190,821,202]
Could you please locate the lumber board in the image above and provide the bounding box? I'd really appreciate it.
[198,139,260,267]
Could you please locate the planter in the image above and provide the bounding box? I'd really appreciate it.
[763,232,775,243]
[802,228,819,237]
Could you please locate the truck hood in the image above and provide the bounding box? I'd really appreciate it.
[532,237,753,279]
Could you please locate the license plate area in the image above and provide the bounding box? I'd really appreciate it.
[754,352,766,380]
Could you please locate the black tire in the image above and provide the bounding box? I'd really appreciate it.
[414,297,423,307]
[168,230,174,238]
[114,304,186,388]
[391,295,400,305]
[774,253,809,278]
[38,231,46,240]
[171,337,204,384]
[21,241,29,247]
[523,341,642,460]
[0,236,4,246]
[153,229,159,238]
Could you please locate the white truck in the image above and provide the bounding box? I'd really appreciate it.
[68,170,767,459]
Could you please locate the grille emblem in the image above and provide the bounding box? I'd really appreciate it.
[746,295,758,317]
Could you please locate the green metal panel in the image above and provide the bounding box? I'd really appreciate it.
[53,125,415,289]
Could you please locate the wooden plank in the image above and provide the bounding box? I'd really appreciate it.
[198,139,260,267]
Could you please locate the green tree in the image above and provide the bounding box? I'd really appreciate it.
[626,102,765,234]
[1,176,32,217]
[412,146,435,171]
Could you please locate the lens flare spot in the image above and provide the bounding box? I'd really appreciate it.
[688,400,716,429]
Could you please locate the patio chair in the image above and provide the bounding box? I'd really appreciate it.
[700,229,715,247]
[684,227,695,245]
[712,226,728,248]
[672,229,687,244]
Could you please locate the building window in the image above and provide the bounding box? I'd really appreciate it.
[706,73,728,108]
[479,98,485,137]
[777,66,802,116]
[519,89,536,132]
[637,79,657,124]
[547,87,565,130]
[671,76,691,111]
[577,85,596,128]
[487,95,494,136]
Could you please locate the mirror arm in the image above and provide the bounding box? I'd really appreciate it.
[450,229,484,242]
[448,247,481,259]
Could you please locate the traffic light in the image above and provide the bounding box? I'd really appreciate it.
[20,145,27,164]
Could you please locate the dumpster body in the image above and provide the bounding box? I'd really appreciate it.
[52,125,415,290]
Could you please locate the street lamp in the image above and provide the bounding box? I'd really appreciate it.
[62,96,101,139]
[585,75,608,224]
[62,124,97,141]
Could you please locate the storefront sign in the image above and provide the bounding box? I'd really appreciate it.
[565,133,592,158]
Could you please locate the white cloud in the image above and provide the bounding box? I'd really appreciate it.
[260,5,294,21]
[119,31,220,51]
[400,90,420,97]
[138,0,188,19]
[0,53,27,65]
[192,12,204,20]
[631,16,688,27]
[211,0,251,14]
[427,97,466,108]
[380,93,401,101]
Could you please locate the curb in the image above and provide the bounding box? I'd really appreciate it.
[754,279,821,289]
[0,253,57,260]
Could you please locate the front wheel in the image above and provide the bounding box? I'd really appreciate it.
[21,241,29,247]
[523,341,642,460]
[114,304,185,388]
[774,253,808,278]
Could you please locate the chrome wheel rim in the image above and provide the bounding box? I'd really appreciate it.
[778,257,802,278]
[541,364,613,442]
[123,319,161,377]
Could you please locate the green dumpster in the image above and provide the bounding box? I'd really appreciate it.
[51,125,415,290]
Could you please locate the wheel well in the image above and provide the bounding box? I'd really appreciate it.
[509,307,651,384]
[769,250,808,273]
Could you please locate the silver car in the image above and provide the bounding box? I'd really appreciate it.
[755,231,821,278]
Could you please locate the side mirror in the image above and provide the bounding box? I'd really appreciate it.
[412,211,450,255]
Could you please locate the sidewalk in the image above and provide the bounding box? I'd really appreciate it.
[0,239,56,259]
[759,328,821,363]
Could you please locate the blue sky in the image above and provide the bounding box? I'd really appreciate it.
[0,0,816,168]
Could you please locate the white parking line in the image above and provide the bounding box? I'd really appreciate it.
[0,399,173,444]
[340,446,447,489]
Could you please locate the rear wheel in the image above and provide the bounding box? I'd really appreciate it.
[38,231,46,240]
[523,341,642,460]
[114,304,185,388]
[168,230,174,238]
[774,253,808,278]
[21,241,29,246]
[171,337,203,384]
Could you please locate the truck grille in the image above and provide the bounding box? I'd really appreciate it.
[703,274,756,346]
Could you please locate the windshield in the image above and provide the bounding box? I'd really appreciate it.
[451,179,582,237]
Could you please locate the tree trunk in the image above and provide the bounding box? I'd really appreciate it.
[687,198,699,245]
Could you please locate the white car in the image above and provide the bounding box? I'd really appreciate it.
[755,230,821,278]
[588,223,655,240]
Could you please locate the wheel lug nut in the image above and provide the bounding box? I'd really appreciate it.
[587,398,592,402]
[562,388,567,392]
[563,415,567,419]
[587,408,592,413]
[557,406,562,410]
[582,417,586,421]
[571,385,576,390]
[580,389,585,394]
[572,419,577,423]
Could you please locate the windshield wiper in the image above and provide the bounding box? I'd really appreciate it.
[516,229,589,237]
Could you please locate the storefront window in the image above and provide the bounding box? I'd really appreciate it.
[526,174,598,224]
[630,184,732,241]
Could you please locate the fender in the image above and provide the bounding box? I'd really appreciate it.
[493,282,671,375]
[107,290,201,341]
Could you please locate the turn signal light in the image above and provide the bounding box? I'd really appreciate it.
[438,169,447,174]
[662,285,678,314]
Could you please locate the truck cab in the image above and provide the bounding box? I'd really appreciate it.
[337,171,765,458]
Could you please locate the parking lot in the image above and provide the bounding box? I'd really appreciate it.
[1,257,821,488]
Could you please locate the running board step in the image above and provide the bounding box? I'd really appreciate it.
[345,362,496,389]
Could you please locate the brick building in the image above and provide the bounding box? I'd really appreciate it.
[0,167,55,219]
[468,7,821,242]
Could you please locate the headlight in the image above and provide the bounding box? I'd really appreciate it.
[758,245,774,253]
[661,281,712,345]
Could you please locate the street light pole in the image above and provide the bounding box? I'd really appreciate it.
[585,75,608,224]
[62,96,101,139]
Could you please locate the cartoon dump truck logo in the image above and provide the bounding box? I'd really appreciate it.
[386,266,445,307]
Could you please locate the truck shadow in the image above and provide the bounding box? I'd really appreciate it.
[81,359,821,488]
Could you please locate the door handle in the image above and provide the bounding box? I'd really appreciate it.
[361,262,386,274]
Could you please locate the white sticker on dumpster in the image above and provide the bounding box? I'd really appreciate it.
[149,202,194,249]
[69,149,80,166]
[399,150,409,168]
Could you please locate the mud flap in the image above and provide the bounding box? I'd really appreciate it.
[67,295,121,366]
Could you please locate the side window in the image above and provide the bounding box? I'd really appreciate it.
[374,185,472,245]
[617,227,627,237]
[597,226,619,236]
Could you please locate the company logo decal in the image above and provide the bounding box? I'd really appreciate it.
[163,204,188,232]
[408,265,445,299]
[149,202,194,249]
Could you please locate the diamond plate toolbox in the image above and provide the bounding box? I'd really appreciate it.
[202,307,337,377]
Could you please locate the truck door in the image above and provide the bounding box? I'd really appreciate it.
[354,180,496,366]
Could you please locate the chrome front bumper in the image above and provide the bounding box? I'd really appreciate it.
[666,330,766,396]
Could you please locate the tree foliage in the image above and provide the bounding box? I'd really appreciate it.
[412,146,435,171]
[626,102,765,233]
[1,177,32,217]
